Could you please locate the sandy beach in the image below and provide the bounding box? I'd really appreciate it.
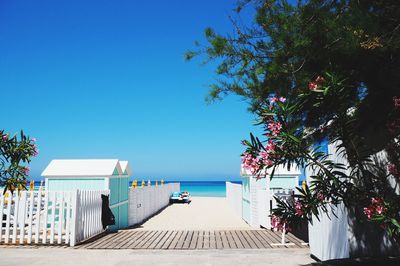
[136,197,251,230]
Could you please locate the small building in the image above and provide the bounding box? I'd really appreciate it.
[41,159,132,230]
[240,165,301,228]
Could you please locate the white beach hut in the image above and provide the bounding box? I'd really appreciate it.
[41,159,132,230]
[240,165,301,228]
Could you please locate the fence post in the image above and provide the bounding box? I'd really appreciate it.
[70,190,79,247]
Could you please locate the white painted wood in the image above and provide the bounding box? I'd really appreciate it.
[42,192,49,244]
[27,191,34,244]
[50,192,56,244]
[225,182,242,217]
[5,192,11,243]
[12,190,20,244]
[19,191,27,243]
[57,192,64,244]
[35,191,42,244]
[128,183,180,226]
[0,195,4,242]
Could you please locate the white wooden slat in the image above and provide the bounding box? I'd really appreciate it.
[27,191,35,244]
[12,190,20,244]
[65,192,71,244]
[0,195,4,243]
[35,191,42,244]
[58,192,64,244]
[5,191,12,243]
[19,191,27,243]
[69,190,78,247]
[50,192,56,244]
[42,192,49,244]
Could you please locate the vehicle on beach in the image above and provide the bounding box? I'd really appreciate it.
[170,191,191,204]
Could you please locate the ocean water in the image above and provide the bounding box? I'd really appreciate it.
[130,181,240,197]
[28,181,240,197]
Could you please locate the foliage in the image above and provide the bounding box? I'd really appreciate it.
[0,130,38,193]
[187,0,400,241]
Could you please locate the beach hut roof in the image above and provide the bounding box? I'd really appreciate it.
[240,164,301,177]
[41,159,123,177]
[119,161,132,176]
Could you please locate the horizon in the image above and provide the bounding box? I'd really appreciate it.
[1,0,260,181]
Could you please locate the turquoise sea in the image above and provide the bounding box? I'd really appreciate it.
[131,181,239,197]
[30,180,240,197]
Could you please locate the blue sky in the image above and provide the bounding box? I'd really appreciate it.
[0,0,260,181]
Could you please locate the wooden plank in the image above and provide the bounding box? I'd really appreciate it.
[225,231,237,248]
[209,231,216,249]
[203,231,210,249]
[83,232,117,249]
[27,191,35,244]
[219,231,230,249]
[35,191,42,244]
[42,192,49,244]
[0,195,4,243]
[12,190,20,244]
[235,230,251,249]
[155,230,173,249]
[167,231,182,249]
[230,231,244,249]
[243,230,262,248]
[101,232,128,249]
[182,231,193,249]
[258,230,283,249]
[148,231,168,249]
[175,231,188,249]
[133,231,158,249]
[285,233,306,248]
[4,191,12,244]
[50,192,56,244]
[143,230,163,249]
[58,192,64,244]
[115,231,138,249]
[189,230,198,249]
[123,230,148,249]
[215,231,223,249]
[196,230,204,249]
[252,230,272,248]
[19,192,27,244]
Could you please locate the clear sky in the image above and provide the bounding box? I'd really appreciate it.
[0,0,260,181]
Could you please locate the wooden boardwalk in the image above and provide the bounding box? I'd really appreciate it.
[80,230,308,249]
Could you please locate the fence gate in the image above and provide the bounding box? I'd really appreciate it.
[0,189,108,247]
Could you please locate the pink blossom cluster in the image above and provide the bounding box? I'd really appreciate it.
[388,163,399,177]
[294,201,304,216]
[257,141,276,167]
[394,96,400,107]
[316,191,325,201]
[308,76,325,91]
[271,215,289,232]
[267,121,282,136]
[363,197,387,220]
[23,166,30,176]
[31,138,39,157]
[1,134,8,141]
[269,96,286,104]
[241,152,260,174]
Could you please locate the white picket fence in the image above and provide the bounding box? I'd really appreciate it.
[128,183,180,226]
[0,189,108,247]
[226,182,242,217]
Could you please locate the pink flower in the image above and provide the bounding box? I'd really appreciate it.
[31,138,37,142]
[393,96,400,107]
[308,82,319,90]
[241,152,261,174]
[295,201,304,216]
[2,134,8,141]
[270,96,278,103]
[315,76,325,83]
[268,121,282,136]
[364,197,386,220]
[317,192,325,201]
[23,167,30,175]
[265,141,275,153]
[388,163,399,177]
[279,97,286,102]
